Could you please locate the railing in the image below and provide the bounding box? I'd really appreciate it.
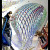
[40,24,48,49]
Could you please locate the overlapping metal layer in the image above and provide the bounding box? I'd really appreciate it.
[11,3,47,49]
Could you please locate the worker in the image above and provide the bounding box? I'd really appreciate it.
[35,30,46,43]
[2,11,15,37]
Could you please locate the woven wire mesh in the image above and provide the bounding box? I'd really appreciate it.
[11,3,47,49]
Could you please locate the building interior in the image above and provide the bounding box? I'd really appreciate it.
[2,0,48,50]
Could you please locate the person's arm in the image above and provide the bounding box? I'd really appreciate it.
[11,16,15,20]
[8,14,15,20]
[8,14,14,18]
[11,16,15,19]
[9,17,15,22]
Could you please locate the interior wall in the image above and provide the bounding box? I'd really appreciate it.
[2,0,48,31]
[2,0,48,16]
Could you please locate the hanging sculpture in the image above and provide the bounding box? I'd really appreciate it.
[11,3,47,50]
